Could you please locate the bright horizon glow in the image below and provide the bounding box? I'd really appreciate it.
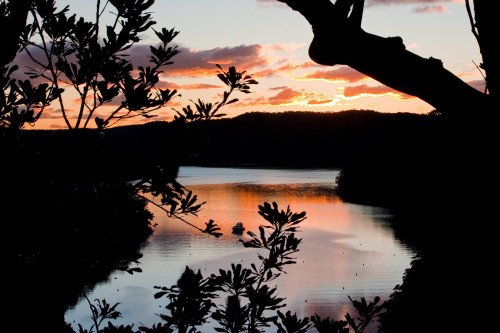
[16,0,485,130]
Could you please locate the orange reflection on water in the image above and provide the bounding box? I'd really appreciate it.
[67,174,412,333]
[173,183,348,235]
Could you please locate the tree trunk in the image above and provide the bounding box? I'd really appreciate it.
[472,0,498,97]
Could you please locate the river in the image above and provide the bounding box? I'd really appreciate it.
[65,166,415,332]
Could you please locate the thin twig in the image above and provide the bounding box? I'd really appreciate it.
[138,194,205,233]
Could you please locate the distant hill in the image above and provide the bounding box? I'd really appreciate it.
[20,110,443,193]
[184,110,436,168]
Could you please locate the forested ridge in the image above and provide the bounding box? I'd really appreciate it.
[21,109,447,211]
[23,109,440,170]
[188,110,439,168]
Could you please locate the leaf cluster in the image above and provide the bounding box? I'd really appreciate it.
[0,64,61,130]
[77,202,386,333]
[173,64,258,123]
[15,0,180,129]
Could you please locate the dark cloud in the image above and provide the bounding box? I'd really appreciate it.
[134,44,267,77]
[269,86,289,91]
[11,43,266,81]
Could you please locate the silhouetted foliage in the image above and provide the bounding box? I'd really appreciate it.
[71,202,386,333]
[17,0,179,129]
[1,1,257,332]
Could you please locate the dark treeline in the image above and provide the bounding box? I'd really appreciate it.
[23,109,449,212]
[185,110,437,169]
[21,109,447,212]
[22,109,441,171]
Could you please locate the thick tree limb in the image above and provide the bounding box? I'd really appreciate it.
[310,31,490,116]
[279,0,492,117]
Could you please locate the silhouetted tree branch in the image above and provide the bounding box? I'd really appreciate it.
[278,0,495,117]
[467,0,498,96]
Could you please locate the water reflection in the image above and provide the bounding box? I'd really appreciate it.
[65,167,414,332]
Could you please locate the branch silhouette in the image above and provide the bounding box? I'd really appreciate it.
[278,0,491,116]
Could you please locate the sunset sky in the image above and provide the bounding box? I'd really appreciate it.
[24,0,485,129]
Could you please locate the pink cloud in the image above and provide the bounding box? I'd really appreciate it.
[256,0,287,7]
[412,4,447,13]
[260,0,455,9]
[244,87,333,107]
[343,83,415,100]
[366,0,451,6]
[179,83,222,90]
[237,95,269,107]
[466,79,487,93]
[252,68,277,78]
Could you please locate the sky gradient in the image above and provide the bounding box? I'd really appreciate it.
[24,0,485,129]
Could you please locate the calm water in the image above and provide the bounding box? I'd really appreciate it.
[65,167,415,332]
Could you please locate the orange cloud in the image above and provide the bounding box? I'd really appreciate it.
[154,80,176,90]
[237,87,335,108]
[251,68,276,78]
[308,98,334,105]
[231,87,303,107]
[268,88,302,105]
[253,61,319,79]
[343,84,415,100]
[236,95,269,107]
[344,84,394,97]
[179,83,222,90]
[300,66,368,83]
